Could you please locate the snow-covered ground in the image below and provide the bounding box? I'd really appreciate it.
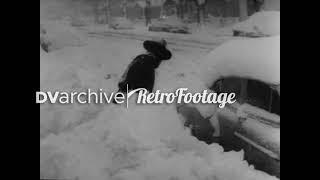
[40,20,88,52]
[40,17,280,179]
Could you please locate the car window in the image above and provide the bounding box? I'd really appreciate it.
[211,77,280,116]
[211,77,242,101]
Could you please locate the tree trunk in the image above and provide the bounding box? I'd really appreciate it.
[122,0,128,19]
[180,0,185,19]
[106,0,111,27]
[200,4,206,25]
[145,0,151,26]
[160,0,165,18]
[183,0,188,19]
[239,0,248,21]
[193,0,207,25]
[160,5,164,18]
[142,6,145,19]
[196,6,200,25]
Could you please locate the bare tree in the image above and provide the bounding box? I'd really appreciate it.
[121,0,128,18]
[145,0,152,26]
[193,0,207,25]
[159,0,166,18]
[105,0,111,27]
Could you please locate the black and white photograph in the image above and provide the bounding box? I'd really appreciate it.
[40,0,280,179]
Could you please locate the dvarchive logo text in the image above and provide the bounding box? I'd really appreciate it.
[36,86,236,108]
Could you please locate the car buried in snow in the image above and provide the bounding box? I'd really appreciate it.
[178,36,280,177]
[232,11,280,38]
[148,16,191,34]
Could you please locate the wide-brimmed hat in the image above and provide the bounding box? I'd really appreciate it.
[143,39,172,61]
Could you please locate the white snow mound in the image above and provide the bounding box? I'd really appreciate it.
[40,20,88,51]
[40,102,279,180]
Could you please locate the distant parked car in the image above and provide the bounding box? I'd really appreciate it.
[109,17,135,30]
[149,16,190,34]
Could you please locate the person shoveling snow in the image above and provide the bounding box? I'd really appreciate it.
[114,39,172,102]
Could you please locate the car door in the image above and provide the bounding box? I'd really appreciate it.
[212,77,280,177]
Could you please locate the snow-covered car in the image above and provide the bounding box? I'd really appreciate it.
[233,11,280,37]
[212,78,280,177]
[109,17,134,30]
[187,36,280,177]
[149,16,191,34]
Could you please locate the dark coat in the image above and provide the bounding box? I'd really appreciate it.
[118,40,172,93]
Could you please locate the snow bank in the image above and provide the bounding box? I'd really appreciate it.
[233,11,280,37]
[40,44,111,139]
[200,35,280,88]
[40,20,88,51]
[40,48,104,139]
[41,102,278,180]
[40,37,145,139]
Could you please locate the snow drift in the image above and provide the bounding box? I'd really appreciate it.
[40,20,88,52]
[41,101,278,180]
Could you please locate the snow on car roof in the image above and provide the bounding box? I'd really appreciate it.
[200,35,280,87]
[233,11,280,36]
